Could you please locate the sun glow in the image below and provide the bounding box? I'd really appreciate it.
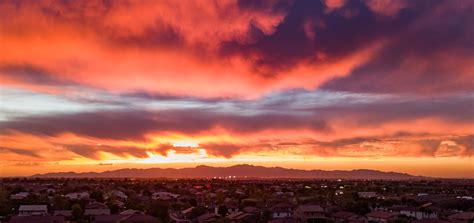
[172,141,199,147]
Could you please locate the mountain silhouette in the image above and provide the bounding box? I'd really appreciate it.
[30,164,426,179]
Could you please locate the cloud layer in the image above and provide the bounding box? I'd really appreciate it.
[2,0,472,97]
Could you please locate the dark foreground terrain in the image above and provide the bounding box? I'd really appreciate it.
[0,178,473,223]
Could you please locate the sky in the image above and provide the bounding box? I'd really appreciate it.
[0,0,473,178]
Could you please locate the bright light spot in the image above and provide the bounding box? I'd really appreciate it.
[173,141,199,147]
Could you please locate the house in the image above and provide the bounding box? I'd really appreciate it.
[119,212,159,223]
[228,204,240,214]
[152,192,180,200]
[332,211,361,223]
[85,202,111,216]
[215,203,240,215]
[107,190,128,202]
[169,211,192,223]
[366,211,399,223]
[269,217,298,223]
[8,215,64,223]
[399,207,438,220]
[294,205,326,223]
[413,220,449,223]
[270,203,294,218]
[65,192,90,200]
[358,192,377,199]
[53,210,72,217]
[92,215,123,223]
[197,213,219,223]
[457,196,473,200]
[108,199,125,208]
[18,205,48,216]
[227,211,257,223]
[447,212,474,223]
[244,207,260,214]
[169,207,194,222]
[10,192,29,200]
[92,211,158,223]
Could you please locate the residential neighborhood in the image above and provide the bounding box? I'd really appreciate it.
[0,178,472,223]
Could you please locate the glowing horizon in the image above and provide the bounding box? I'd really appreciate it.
[0,0,473,178]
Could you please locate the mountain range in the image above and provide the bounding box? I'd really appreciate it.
[30,164,426,179]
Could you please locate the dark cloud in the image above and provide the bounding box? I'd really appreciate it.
[65,144,155,159]
[201,143,242,158]
[66,144,101,159]
[63,143,203,159]
[304,94,474,125]
[1,0,471,97]
[0,147,41,158]
[0,92,472,141]
[281,134,474,158]
[322,1,474,94]
[0,64,74,86]
[220,0,437,77]
[0,109,329,140]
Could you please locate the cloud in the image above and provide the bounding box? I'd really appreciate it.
[1,0,470,98]
[201,143,242,158]
[322,1,474,94]
[323,0,347,12]
[364,0,407,17]
[1,91,472,141]
[0,91,471,161]
[0,64,73,86]
[0,147,41,158]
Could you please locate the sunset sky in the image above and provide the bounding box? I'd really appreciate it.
[0,0,473,178]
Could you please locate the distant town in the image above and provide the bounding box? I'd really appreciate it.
[0,178,472,223]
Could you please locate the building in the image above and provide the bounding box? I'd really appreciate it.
[65,192,90,200]
[447,212,474,223]
[227,211,257,223]
[92,211,158,223]
[53,210,72,217]
[270,203,294,219]
[85,202,111,216]
[152,192,180,200]
[358,192,377,199]
[197,213,219,223]
[413,220,449,223]
[18,205,48,216]
[400,207,438,220]
[269,217,298,223]
[107,190,128,202]
[294,205,326,223]
[9,215,64,223]
[366,211,399,223]
[119,212,159,223]
[215,203,240,215]
[332,211,361,223]
[10,192,29,200]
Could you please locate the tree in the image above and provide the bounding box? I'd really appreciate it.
[344,201,370,215]
[189,206,207,219]
[109,203,120,214]
[148,201,169,223]
[71,204,83,220]
[52,195,69,210]
[90,191,104,203]
[189,198,198,207]
[218,205,228,217]
[0,188,12,216]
